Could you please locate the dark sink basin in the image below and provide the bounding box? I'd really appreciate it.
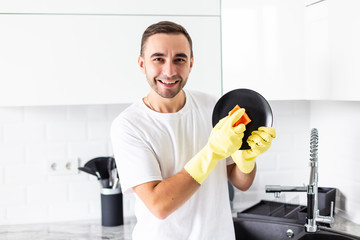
[233,217,304,240]
[233,217,360,240]
[296,231,360,240]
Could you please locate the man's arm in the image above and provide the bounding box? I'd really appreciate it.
[227,127,276,191]
[133,109,246,220]
[133,169,200,219]
[227,163,256,191]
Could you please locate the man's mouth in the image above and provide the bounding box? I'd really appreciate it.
[157,79,180,86]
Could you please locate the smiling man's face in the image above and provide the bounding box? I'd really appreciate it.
[138,33,193,99]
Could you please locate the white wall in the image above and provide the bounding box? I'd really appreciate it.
[309,101,360,223]
[0,104,134,225]
[1,100,359,224]
[233,101,311,211]
[233,100,360,224]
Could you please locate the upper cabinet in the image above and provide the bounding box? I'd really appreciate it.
[304,1,331,100]
[0,2,221,106]
[305,0,360,101]
[0,0,220,15]
[221,0,306,100]
[223,0,360,101]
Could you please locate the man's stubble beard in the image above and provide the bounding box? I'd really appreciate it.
[147,76,188,99]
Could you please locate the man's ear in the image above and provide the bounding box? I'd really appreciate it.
[138,56,145,74]
[189,57,194,72]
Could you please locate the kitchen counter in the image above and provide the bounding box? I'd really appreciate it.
[0,218,136,240]
[329,215,360,237]
[0,215,359,239]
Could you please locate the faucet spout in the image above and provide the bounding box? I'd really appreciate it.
[265,185,307,198]
[309,128,319,186]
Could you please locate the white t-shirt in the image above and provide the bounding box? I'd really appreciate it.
[111,89,235,240]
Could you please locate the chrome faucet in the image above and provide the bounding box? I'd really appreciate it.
[265,128,334,232]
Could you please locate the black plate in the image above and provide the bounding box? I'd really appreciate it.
[212,89,273,150]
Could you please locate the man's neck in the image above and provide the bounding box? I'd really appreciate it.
[146,90,186,113]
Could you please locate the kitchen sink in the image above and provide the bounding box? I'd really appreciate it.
[233,217,360,240]
[238,188,336,226]
[237,200,307,224]
[233,217,304,240]
[296,231,360,240]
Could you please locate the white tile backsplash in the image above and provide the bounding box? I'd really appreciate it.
[88,121,112,141]
[0,104,129,225]
[0,144,25,165]
[46,122,87,142]
[24,106,67,123]
[4,122,45,143]
[68,181,101,202]
[48,202,92,222]
[25,143,67,163]
[0,100,359,225]
[6,204,48,223]
[309,101,360,223]
[4,163,46,185]
[0,107,24,123]
[27,183,68,204]
[0,126,3,143]
[0,186,26,206]
[68,141,108,162]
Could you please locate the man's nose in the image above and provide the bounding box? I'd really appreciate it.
[163,61,176,77]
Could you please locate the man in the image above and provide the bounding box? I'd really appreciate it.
[111,21,276,240]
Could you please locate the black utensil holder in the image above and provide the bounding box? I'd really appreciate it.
[100,188,124,226]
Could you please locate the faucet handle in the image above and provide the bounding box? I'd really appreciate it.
[329,201,335,227]
[330,201,334,218]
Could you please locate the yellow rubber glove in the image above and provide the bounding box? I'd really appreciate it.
[232,127,276,173]
[184,108,246,184]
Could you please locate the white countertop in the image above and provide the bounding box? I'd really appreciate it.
[0,218,136,240]
[328,215,360,237]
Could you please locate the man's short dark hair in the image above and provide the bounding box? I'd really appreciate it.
[140,21,193,58]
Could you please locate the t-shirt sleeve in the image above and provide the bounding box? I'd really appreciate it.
[226,156,235,165]
[111,116,163,194]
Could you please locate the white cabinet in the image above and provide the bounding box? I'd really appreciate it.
[0,15,221,106]
[0,0,220,15]
[327,0,360,100]
[304,1,331,100]
[222,0,360,101]
[305,0,360,100]
[221,0,306,100]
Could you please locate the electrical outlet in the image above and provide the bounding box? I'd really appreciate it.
[46,157,80,175]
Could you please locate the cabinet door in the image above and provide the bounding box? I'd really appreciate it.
[0,0,220,15]
[329,0,360,100]
[221,0,306,100]
[0,15,221,106]
[304,0,331,100]
[305,0,360,101]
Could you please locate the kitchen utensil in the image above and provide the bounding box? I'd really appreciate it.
[101,178,110,188]
[83,156,116,188]
[212,88,273,150]
[112,177,119,189]
[87,157,110,180]
[108,157,113,187]
[78,166,98,178]
[78,166,103,187]
[84,159,98,175]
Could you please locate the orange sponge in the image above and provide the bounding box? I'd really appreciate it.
[228,105,252,127]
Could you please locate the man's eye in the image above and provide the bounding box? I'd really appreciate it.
[175,58,186,63]
[153,58,163,62]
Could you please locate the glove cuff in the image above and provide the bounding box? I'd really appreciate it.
[184,146,218,184]
[232,151,256,174]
